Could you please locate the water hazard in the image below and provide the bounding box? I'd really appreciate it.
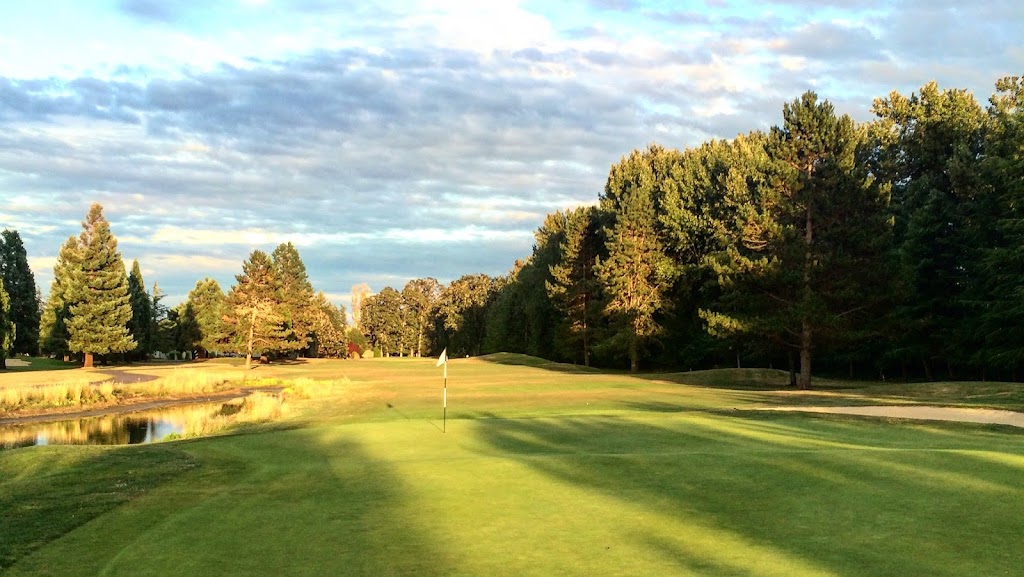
[0,398,250,450]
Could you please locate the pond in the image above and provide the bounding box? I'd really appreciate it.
[0,397,254,450]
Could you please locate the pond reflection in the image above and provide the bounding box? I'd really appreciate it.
[0,396,271,450]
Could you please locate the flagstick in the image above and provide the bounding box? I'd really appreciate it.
[443,361,447,433]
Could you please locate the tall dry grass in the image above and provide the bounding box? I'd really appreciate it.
[0,368,243,412]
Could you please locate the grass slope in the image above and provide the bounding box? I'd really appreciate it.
[2,358,1023,576]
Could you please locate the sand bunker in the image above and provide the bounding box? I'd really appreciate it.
[762,405,1024,428]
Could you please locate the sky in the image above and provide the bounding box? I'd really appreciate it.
[1,0,1022,313]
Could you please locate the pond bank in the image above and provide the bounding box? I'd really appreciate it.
[0,386,282,427]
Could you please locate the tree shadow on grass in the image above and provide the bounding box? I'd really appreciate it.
[0,444,199,571]
[473,413,1024,577]
[475,352,604,374]
[4,426,452,577]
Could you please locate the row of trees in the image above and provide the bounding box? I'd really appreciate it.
[7,204,349,368]
[357,77,1023,388]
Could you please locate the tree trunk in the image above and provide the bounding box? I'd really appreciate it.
[583,316,590,367]
[798,185,814,391]
[798,321,812,390]
[736,351,741,369]
[788,350,797,388]
[629,336,638,372]
[922,359,933,381]
[946,360,955,380]
[245,308,257,370]
[84,352,94,368]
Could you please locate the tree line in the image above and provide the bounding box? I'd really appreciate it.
[0,204,350,369]
[359,77,1024,388]
[2,76,1021,389]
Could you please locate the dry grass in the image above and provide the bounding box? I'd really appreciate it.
[0,368,244,412]
[283,377,348,399]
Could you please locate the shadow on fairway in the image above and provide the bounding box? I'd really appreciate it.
[3,427,452,577]
[475,352,603,374]
[474,413,1024,577]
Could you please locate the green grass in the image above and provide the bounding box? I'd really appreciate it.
[2,359,1023,576]
[0,357,80,373]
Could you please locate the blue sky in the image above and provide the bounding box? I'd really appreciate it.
[1,0,1021,312]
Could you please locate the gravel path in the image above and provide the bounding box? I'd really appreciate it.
[761,405,1024,428]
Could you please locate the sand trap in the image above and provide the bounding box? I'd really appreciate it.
[5,358,30,367]
[762,405,1024,429]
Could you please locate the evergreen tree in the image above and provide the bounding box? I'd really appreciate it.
[706,92,891,388]
[127,260,153,360]
[980,76,1024,374]
[66,204,135,367]
[0,230,41,355]
[225,250,286,369]
[184,278,229,357]
[39,237,80,359]
[872,82,989,379]
[596,147,675,371]
[271,242,316,355]
[547,206,602,366]
[0,278,13,369]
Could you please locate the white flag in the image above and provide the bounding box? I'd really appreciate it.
[436,348,448,367]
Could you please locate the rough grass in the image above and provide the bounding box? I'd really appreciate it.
[0,366,247,413]
[2,358,1023,576]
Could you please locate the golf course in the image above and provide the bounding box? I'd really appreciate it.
[1,355,1022,576]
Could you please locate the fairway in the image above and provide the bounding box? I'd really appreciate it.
[3,357,1023,576]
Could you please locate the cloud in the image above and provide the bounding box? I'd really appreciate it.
[3,0,1023,309]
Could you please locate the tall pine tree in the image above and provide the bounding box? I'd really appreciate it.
[40,237,81,359]
[127,260,153,360]
[184,278,229,358]
[225,250,285,369]
[272,242,316,355]
[596,147,675,371]
[706,92,891,388]
[0,230,41,355]
[547,206,602,366]
[66,204,135,367]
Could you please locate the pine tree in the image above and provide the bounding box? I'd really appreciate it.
[184,278,229,357]
[0,230,41,355]
[979,76,1024,374]
[547,206,601,366]
[872,82,988,379]
[706,92,892,388]
[66,204,136,367]
[39,236,81,359]
[127,260,153,360]
[0,278,13,369]
[596,148,675,371]
[271,242,316,355]
[225,250,286,369]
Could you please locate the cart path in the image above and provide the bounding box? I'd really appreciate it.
[760,405,1024,428]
